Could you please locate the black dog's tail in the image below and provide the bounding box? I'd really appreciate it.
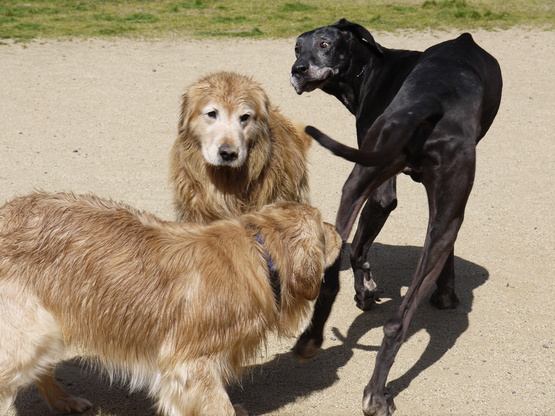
[306,126,390,165]
[307,100,444,166]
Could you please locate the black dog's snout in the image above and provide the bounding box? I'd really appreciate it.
[219,145,238,162]
[292,61,309,75]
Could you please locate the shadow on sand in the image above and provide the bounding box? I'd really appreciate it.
[228,242,489,414]
[14,242,488,416]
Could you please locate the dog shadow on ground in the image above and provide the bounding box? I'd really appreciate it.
[13,243,488,416]
[228,242,489,414]
[13,359,158,416]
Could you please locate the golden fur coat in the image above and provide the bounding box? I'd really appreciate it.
[170,72,312,223]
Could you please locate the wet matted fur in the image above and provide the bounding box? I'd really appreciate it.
[0,192,341,416]
[170,71,312,223]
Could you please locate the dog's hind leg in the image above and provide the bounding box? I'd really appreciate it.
[0,384,17,416]
[430,248,459,309]
[362,139,476,416]
[351,178,398,311]
[0,286,91,415]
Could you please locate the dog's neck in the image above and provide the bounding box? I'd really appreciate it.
[254,234,281,307]
[326,47,423,127]
[324,57,379,115]
[254,234,276,271]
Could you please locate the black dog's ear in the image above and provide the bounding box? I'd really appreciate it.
[332,18,383,57]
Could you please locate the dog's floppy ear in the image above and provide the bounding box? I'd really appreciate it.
[323,222,341,269]
[277,205,333,301]
[178,92,190,136]
[243,203,328,301]
[289,237,325,301]
[332,18,383,57]
[292,221,341,301]
[252,81,272,131]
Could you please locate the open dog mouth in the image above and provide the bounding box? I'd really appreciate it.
[291,67,334,94]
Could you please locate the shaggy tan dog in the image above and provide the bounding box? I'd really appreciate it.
[170,71,312,223]
[0,192,341,416]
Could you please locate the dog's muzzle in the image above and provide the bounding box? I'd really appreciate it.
[290,63,334,95]
[218,144,239,163]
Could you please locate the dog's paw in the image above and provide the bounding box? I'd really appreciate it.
[430,288,459,310]
[49,396,92,414]
[362,391,396,416]
[233,403,249,416]
[292,336,322,361]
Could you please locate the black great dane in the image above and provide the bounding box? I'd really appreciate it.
[291,19,502,415]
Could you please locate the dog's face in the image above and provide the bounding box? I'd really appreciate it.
[291,26,349,95]
[179,72,271,168]
[291,19,382,95]
[244,202,341,302]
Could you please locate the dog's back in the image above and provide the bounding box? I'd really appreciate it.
[307,33,503,169]
[0,192,263,415]
[0,193,183,363]
[0,193,271,376]
[1,192,339,415]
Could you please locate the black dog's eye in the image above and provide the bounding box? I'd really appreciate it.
[240,113,251,123]
[320,41,330,49]
[294,45,300,57]
[207,110,217,119]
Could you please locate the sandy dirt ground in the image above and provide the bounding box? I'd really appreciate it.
[1,27,554,416]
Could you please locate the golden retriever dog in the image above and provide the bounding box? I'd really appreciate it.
[0,192,341,416]
[170,71,312,223]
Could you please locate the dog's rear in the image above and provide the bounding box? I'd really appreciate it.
[305,97,444,167]
[0,280,81,415]
[0,192,340,416]
[170,72,312,223]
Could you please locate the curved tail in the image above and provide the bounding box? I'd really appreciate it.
[307,100,444,166]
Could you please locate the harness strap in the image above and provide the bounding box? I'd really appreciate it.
[254,234,281,307]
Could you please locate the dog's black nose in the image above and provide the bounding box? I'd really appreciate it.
[219,145,238,162]
[292,61,309,75]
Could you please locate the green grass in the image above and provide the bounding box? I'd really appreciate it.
[0,0,553,42]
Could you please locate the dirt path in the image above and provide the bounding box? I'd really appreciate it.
[1,28,554,415]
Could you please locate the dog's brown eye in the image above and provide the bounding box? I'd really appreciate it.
[320,41,329,49]
[240,114,251,123]
[207,110,217,119]
[294,45,300,57]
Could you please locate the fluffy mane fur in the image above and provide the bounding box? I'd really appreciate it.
[170,72,312,223]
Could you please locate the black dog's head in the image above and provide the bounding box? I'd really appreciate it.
[290,19,383,95]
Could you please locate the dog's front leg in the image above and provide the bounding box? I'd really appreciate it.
[157,361,246,416]
[292,255,341,359]
[350,178,398,310]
